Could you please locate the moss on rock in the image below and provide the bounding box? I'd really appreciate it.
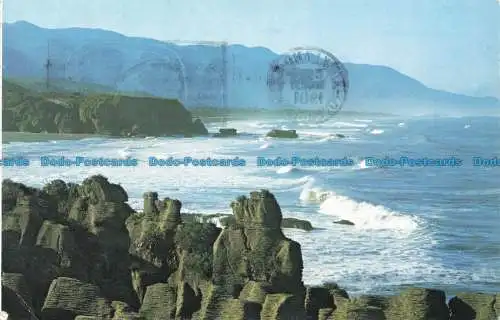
[386,288,448,320]
[305,287,335,320]
[281,217,313,231]
[449,292,497,320]
[41,277,113,320]
[139,283,176,319]
[318,307,334,320]
[261,293,305,320]
[239,281,269,305]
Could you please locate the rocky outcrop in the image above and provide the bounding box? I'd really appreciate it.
[2,175,138,317]
[449,292,497,320]
[281,217,313,231]
[266,129,298,139]
[3,80,208,137]
[207,190,307,318]
[41,277,113,319]
[182,212,314,231]
[1,273,37,319]
[2,175,499,320]
[333,219,355,226]
[213,128,238,137]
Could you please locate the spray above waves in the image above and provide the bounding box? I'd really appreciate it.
[299,178,334,203]
[259,142,273,149]
[298,178,419,232]
[355,159,368,170]
[118,147,134,158]
[275,165,310,175]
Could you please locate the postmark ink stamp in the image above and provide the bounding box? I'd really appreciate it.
[64,40,230,115]
[176,41,228,112]
[267,47,349,122]
[65,42,188,102]
[64,41,125,92]
[115,51,188,103]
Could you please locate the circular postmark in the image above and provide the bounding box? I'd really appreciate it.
[267,47,349,123]
[65,44,188,102]
[115,52,188,103]
[189,58,226,107]
[65,42,125,90]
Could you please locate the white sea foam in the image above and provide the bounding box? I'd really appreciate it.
[355,159,368,170]
[259,142,272,149]
[319,193,419,232]
[276,165,299,174]
[118,147,133,157]
[299,131,335,138]
[398,122,406,127]
[332,121,369,128]
[354,119,373,123]
[299,179,334,203]
[370,129,385,135]
[4,117,496,296]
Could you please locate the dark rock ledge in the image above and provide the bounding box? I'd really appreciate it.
[181,213,314,231]
[2,175,498,320]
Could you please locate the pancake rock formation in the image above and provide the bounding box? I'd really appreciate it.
[1,175,499,319]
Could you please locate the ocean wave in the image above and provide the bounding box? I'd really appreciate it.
[247,121,275,129]
[319,193,419,233]
[299,179,334,203]
[259,142,273,149]
[332,121,369,128]
[118,147,133,157]
[354,119,373,123]
[354,159,369,170]
[276,165,304,174]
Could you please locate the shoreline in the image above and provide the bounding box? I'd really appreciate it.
[2,131,104,144]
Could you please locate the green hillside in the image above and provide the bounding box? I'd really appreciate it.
[2,79,208,137]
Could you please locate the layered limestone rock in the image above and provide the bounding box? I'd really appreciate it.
[330,288,449,320]
[2,175,139,317]
[1,273,37,319]
[41,277,113,320]
[304,287,335,319]
[2,178,59,249]
[449,292,497,320]
[2,176,500,320]
[42,179,80,218]
[134,190,307,319]
[126,192,184,303]
[139,283,177,319]
[208,190,306,318]
[67,175,137,305]
[385,288,449,320]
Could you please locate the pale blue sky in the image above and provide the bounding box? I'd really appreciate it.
[4,0,500,98]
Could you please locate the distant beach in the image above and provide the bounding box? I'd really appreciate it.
[2,131,102,144]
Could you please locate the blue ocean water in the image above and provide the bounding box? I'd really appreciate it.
[3,114,499,296]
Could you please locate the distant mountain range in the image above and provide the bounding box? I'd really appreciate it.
[4,21,499,115]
